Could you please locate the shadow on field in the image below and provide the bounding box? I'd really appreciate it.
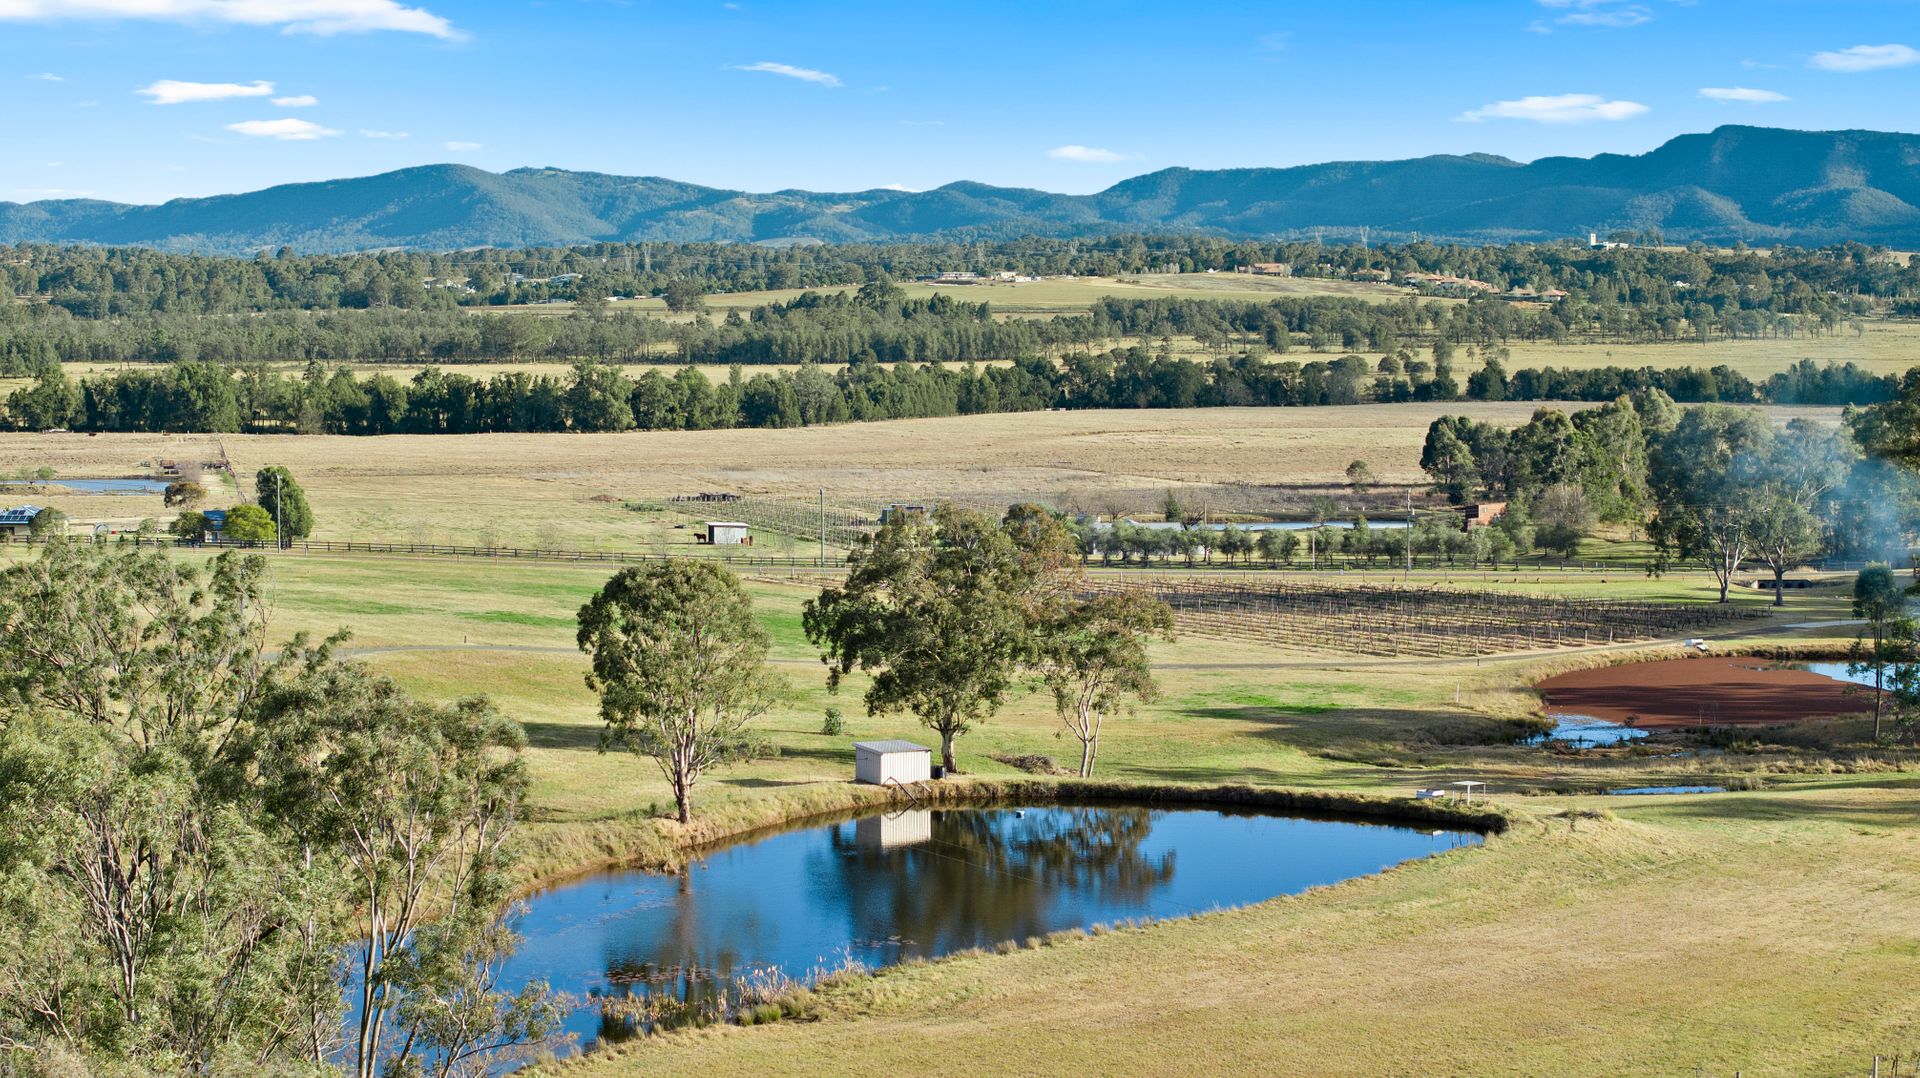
[521,721,603,751]
[1183,703,1533,753]
[770,744,855,766]
[718,776,812,789]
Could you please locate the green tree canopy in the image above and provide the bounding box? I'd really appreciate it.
[254,464,314,541]
[222,503,276,546]
[576,561,772,823]
[804,504,1035,773]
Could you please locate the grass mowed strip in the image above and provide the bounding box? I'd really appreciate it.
[551,780,1920,1077]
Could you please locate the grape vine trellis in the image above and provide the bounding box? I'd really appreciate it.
[1086,577,1770,657]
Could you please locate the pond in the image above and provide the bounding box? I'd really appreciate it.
[1609,785,1727,796]
[1530,714,1649,748]
[1802,661,1916,689]
[490,802,1480,1054]
[31,477,172,494]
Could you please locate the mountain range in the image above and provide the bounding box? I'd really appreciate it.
[4,125,1919,254]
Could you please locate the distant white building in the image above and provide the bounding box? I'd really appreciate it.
[700,521,751,546]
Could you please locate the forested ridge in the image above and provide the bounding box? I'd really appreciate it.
[7,127,1920,249]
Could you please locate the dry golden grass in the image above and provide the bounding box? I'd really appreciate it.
[1495,320,1920,378]
[553,780,1920,1078]
[0,404,1845,548]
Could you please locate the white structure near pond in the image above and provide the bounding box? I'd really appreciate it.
[854,740,932,786]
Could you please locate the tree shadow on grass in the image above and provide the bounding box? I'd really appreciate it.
[717,776,813,789]
[1181,703,1535,755]
[521,720,604,751]
[769,743,855,765]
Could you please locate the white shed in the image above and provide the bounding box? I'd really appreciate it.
[854,740,932,786]
[702,521,751,546]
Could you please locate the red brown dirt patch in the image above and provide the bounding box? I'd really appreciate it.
[1536,657,1875,728]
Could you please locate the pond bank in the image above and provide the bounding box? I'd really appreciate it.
[515,777,1513,897]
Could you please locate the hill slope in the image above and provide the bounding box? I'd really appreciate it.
[3,126,1917,253]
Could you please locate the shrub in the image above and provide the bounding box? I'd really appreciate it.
[820,708,845,736]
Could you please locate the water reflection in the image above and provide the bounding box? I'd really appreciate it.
[492,804,1478,1054]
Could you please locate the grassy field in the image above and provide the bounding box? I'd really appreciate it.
[226,549,1910,1075]
[551,777,1920,1077]
[0,403,1846,549]
[0,458,1901,1075]
[496,272,1421,321]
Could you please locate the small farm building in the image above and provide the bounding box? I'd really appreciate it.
[854,741,933,786]
[0,505,45,540]
[1462,502,1507,530]
[700,521,752,546]
[880,503,933,524]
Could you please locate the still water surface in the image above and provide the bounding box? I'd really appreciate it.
[504,803,1480,1051]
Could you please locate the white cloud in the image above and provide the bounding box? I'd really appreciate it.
[1048,144,1131,163]
[443,140,481,150]
[26,71,62,81]
[0,0,457,38]
[1535,0,1652,29]
[360,128,409,139]
[226,117,340,140]
[272,94,318,107]
[733,61,841,87]
[879,183,915,192]
[1699,86,1788,103]
[137,79,274,105]
[1457,93,1649,124]
[1809,44,1920,73]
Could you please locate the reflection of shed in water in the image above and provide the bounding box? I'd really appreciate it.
[856,811,932,850]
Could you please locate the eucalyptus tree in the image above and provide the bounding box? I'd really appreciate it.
[805,504,1033,774]
[577,561,772,824]
[1850,565,1913,740]
[1034,593,1176,777]
[249,652,556,1078]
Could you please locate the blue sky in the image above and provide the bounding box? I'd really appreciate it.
[4,0,1919,205]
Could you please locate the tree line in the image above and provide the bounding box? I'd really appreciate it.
[5,350,1905,435]
[1421,372,1920,600]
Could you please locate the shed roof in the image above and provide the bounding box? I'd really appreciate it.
[853,740,932,755]
[705,521,750,529]
[0,505,44,526]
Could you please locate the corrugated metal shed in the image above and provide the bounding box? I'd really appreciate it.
[853,740,933,786]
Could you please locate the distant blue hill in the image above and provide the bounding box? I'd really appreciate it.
[4,126,1917,254]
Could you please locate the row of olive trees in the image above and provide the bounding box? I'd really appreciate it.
[573,504,1176,824]
[0,544,565,1075]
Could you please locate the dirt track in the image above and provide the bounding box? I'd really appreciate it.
[1536,657,1875,727]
